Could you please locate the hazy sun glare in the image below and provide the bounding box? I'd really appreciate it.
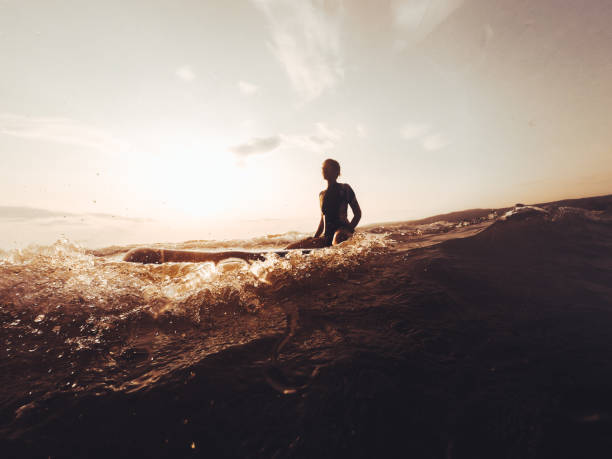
[1,0,611,249]
[127,133,252,219]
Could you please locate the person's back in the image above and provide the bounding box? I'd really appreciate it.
[320,181,357,244]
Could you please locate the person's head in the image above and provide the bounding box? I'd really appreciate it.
[322,158,340,181]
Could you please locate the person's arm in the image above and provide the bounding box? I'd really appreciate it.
[344,184,361,231]
[314,215,324,238]
[349,200,361,230]
[348,191,361,231]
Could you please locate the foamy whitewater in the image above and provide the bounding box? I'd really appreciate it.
[0,232,389,398]
[2,197,612,458]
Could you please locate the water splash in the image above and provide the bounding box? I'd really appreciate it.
[0,232,389,399]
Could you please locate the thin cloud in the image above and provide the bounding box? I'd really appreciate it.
[422,133,449,151]
[0,206,73,221]
[312,122,341,142]
[356,124,367,138]
[230,136,282,157]
[483,24,494,43]
[283,122,343,152]
[238,80,259,95]
[400,122,431,140]
[252,0,344,101]
[176,65,196,82]
[0,113,127,153]
[392,0,430,30]
[0,206,149,223]
[240,119,256,130]
[230,124,342,157]
[400,122,449,150]
[391,0,464,45]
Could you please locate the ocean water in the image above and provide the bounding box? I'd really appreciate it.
[2,199,612,458]
[0,232,389,398]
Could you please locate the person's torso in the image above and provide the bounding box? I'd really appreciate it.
[319,183,353,237]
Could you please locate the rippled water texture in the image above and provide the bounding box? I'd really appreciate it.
[0,232,389,403]
[2,198,612,458]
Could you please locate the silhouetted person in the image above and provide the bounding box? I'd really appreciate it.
[286,159,361,249]
[124,159,362,264]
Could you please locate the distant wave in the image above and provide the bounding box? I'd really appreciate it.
[441,204,612,256]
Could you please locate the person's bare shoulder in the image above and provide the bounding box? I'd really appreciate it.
[341,183,356,199]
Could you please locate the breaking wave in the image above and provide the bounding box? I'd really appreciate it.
[0,233,388,401]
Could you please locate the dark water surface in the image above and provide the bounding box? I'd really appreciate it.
[2,196,612,458]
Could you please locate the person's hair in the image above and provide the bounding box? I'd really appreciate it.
[323,158,341,177]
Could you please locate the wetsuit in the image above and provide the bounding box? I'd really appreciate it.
[319,183,357,245]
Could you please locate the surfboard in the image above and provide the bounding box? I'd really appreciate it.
[123,247,312,264]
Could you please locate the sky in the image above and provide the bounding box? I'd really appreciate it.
[1,0,611,248]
